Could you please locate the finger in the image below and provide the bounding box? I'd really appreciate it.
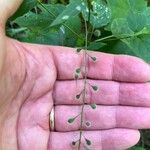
[53,80,150,107]
[54,105,150,131]
[50,46,150,82]
[49,129,140,150]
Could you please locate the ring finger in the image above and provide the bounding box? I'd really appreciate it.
[54,105,150,131]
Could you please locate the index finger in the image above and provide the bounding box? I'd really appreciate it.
[50,46,150,82]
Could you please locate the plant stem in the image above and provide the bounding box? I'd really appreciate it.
[95,30,145,43]
[95,35,115,42]
[7,27,28,34]
[78,13,89,150]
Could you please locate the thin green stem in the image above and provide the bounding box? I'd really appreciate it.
[78,12,89,150]
[89,26,95,42]
[74,113,82,119]
[7,27,28,34]
[95,35,115,42]
[85,52,93,59]
[95,31,145,43]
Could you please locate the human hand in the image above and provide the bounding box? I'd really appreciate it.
[0,1,150,150]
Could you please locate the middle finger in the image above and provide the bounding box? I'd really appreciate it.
[53,80,150,107]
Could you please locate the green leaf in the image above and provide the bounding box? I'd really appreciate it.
[144,8,150,27]
[111,18,134,38]
[110,34,150,63]
[128,146,145,150]
[10,3,82,47]
[107,0,147,21]
[88,41,106,50]
[82,0,111,28]
[80,1,89,21]
[64,16,82,47]
[50,0,82,26]
[110,40,135,56]
[127,11,146,32]
[11,0,38,20]
[122,35,150,62]
[11,4,67,45]
[106,0,130,19]
[18,27,66,45]
[90,0,111,28]
[49,0,59,4]
[128,0,147,12]
[14,4,65,30]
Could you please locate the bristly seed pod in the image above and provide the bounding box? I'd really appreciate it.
[85,138,92,146]
[68,117,75,124]
[75,94,81,100]
[76,48,82,53]
[76,68,81,74]
[85,121,92,128]
[91,85,99,92]
[72,141,76,146]
[71,140,79,148]
[90,103,97,109]
[94,29,101,37]
[91,56,97,62]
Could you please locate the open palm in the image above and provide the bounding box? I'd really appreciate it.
[0,1,150,150]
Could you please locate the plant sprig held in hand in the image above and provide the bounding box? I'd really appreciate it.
[67,1,99,149]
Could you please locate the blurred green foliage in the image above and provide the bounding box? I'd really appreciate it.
[7,0,150,62]
[6,0,150,149]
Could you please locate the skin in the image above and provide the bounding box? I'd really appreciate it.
[0,1,150,150]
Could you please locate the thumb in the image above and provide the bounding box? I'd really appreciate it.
[0,0,23,26]
[0,0,23,77]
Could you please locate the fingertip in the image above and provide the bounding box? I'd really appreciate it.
[135,58,150,82]
[113,55,150,82]
[101,129,141,150]
[125,129,141,148]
